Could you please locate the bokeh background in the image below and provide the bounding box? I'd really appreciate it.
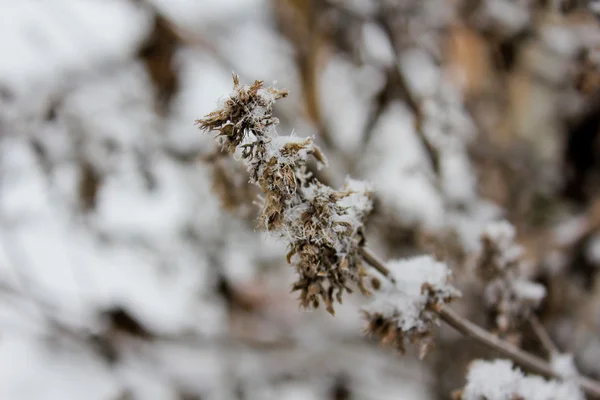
[2,0,600,399]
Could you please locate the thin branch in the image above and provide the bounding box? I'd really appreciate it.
[436,306,554,376]
[529,314,559,357]
[357,246,600,399]
[359,246,396,283]
[375,13,439,175]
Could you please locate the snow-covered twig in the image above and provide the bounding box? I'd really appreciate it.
[362,255,461,358]
[358,247,600,398]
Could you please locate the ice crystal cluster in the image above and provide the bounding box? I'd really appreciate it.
[461,359,584,400]
[197,74,374,314]
[476,221,547,333]
[362,256,460,357]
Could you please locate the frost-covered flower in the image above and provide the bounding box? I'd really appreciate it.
[197,74,373,314]
[196,74,289,153]
[461,359,584,400]
[362,256,460,357]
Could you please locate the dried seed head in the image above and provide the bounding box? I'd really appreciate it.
[196,73,287,153]
[197,74,373,314]
[362,256,460,357]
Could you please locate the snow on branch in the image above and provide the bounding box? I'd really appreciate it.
[362,255,460,357]
[460,359,584,400]
[475,220,547,334]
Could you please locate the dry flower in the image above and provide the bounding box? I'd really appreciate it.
[197,73,373,314]
[362,255,461,358]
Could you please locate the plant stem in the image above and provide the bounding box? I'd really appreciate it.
[358,246,600,399]
[359,246,396,283]
[529,314,559,358]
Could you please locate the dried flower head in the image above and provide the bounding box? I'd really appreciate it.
[475,221,547,334]
[197,73,373,314]
[197,74,288,153]
[460,359,584,400]
[362,256,460,358]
